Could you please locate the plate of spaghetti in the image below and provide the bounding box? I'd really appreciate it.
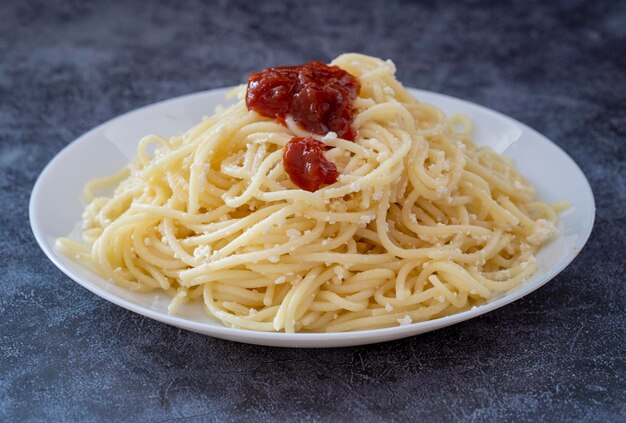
[30,54,594,347]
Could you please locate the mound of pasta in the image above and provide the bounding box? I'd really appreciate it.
[58,53,563,332]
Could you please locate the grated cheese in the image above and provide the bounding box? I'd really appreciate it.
[397,315,412,326]
[286,229,301,239]
[333,266,345,280]
[322,131,337,141]
[527,219,557,245]
[193,245,213,260]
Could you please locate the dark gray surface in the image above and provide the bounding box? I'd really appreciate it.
[1,0,625,421]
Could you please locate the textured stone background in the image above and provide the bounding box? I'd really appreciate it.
[1,0,625,421]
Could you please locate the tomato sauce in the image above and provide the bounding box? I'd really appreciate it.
[282,137,339,192]
[246,61,360,141]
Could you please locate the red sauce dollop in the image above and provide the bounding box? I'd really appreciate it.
[283,137,339,192]
[246,61,360,141]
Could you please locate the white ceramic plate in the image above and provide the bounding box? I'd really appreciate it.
[30,88,595,348]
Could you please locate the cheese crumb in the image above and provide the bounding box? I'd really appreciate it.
[193,245,213,260]
[333,266,345,280]
[359,215,374,226]
[436,185,449,197]
[322,131,337,141]
[385,303,393,312]
[286,229,301,240]
[397,315,412,326]
[268,256,280,263]
[494,269,511,279]
[527,219,557,245]
[274,276,286,284]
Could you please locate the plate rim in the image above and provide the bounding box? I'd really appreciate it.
[29,87,596,347]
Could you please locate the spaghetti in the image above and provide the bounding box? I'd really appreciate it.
[57,53,564,332]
